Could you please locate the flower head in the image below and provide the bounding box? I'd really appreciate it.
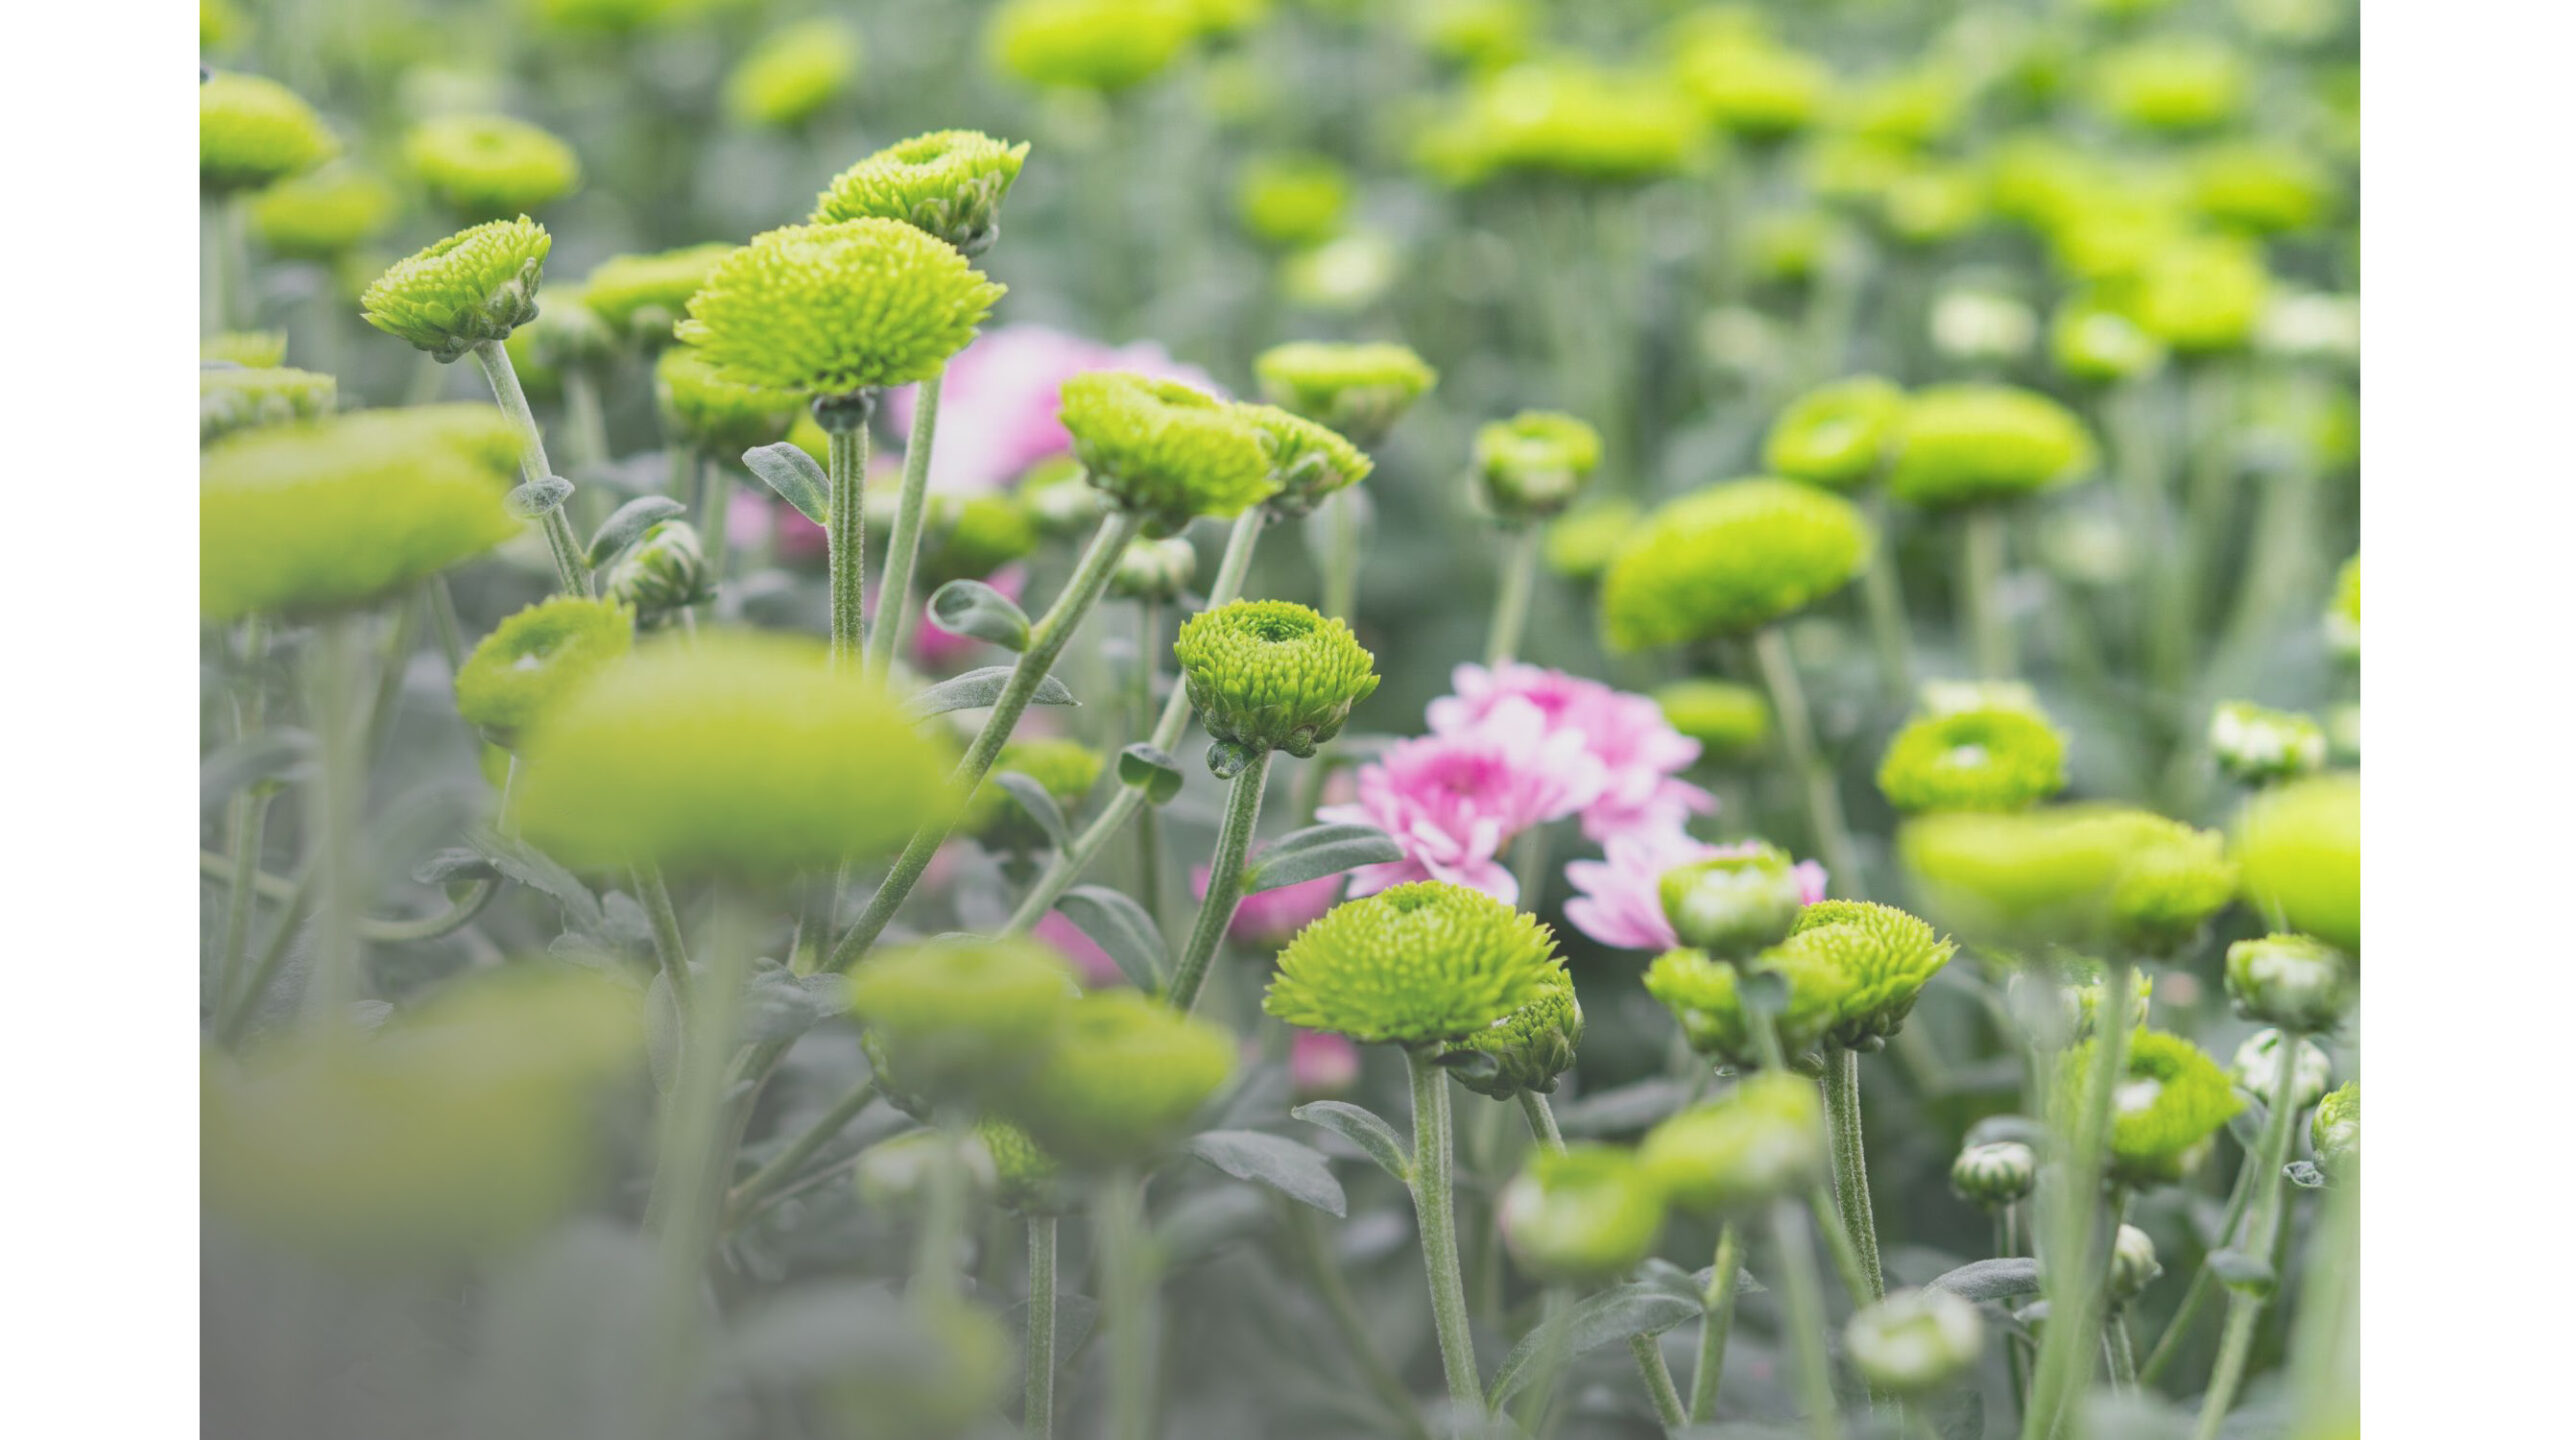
[1234,153,1353,248]
[2311,1080,2359,1171]
[1470,411,1603,522]
[363,217,552,362]
[200,366,336,445]
[725,17,861,130]
[1644,944,1849,1068]
[1426,662,1713,843]
[1659,846,1808,956]
[1637,1072,1825,1214]
[1419,62,1705,187]
[968,739,1106,852]
[573,243,733,350]
[453,597,635,750]
[676,221,1005,399]
[1229,402,1374,518]
[2329,554,2360,657]
[2211,701,2328,787]
[2188,140,2334,236]
[201,71,336,193]
[1601,480,1872,648]
[849,937,1082,1112]
[404,114,581,220]
[1876,706,2071,814]
[1763,377,1906,489]
[1789,900,1958,1050]
[986,0,1198,94]
[1174,601,1377,771]
[893,327,1217,497]
[603,521,709,628]
[2110,1224,2163,1305]
[1323,698,1608,904]
[1059,371,1278,530]
[2059,1027,2243,1187]
[1004,992,1237,1167]
[655,345,801,458]
[2232,1028,2334,1107]
[1900,805,2234,955]
[2094,36,2248,134]
[2233,775,2359,950]
[1888,385,2096,509]
[513,632,962,880]
[1265,881,1565,1047]
[249,163,394,259]
[2134,236,2270,356]
[1542,498,1641,582]
[2226,932,2352,1035]
[1252,341,1439,449]
[815,130,1031,257]
[1564,833,1824,952]
[1845,1289,1983,1398]
[1951,1140,2036,1208]
[1499,1147,1667,1285]
[1110,535,1198,602]
[203,331,288,368]
[2052,295,2166,384]
[1676,34,1831,143]
[1445,969,1581,1101]
[1650,679,1770,762]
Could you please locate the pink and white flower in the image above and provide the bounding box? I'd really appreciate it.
[1562,834,1828,952]
[1320,697,1609,905]
[1426,662,1714,844]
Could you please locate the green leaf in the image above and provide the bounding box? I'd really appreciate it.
[741,442,828,527]
[1488,1282,1703,1410]
[2206,1248,2278,1298]
[906,666,1079,719]
[1924,1257,2042,1302]
[201,729,312,808]
[467,825,604,933]
[1117,743,1184,805]
[1056,886,1165,992]
[993,772,1071,849]
[506,474,575,519]
[1185,1130,1348,1218]
[413,847,501,886]
[739,958,846,1045]
[927,579,1032,652]
[1290,1101,1411,1181]
[1241,823,1401,896]
[585,495,685,570]
[1551,1078,1692,1138]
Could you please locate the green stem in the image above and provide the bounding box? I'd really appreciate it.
[2178,360,2243,646]
[1754,625,1865,897]
[2139,1147,2261,1384]
[1814,1186,1881,1307]
[1858,488,1915,707]
[214,618,273,1024]
[198,850,495,944]
[725,1078,877,1223]
[1098,1170,1157,1440]
[1631,1331,1689,1433]
[1961,506,2017,679]
[470,341,591,596]
[210,194,249,334]
[1521,1090,1565,1151]
[1317,490,1362,626]
[1165,748,1272,1011]
[2022,962,2138,1439]
[1026,1212,1059,1440]
[1130,598,1164,918]
[644,903,750,1440]
[2191,1031,2308,1440]
[1485,524,1542,667]
[215,860,314,1046]
[1769,1200,1846,1440]
[563,365,611,475]
[1406,1048,1486,1419]
[1281,1202,1434,1440]
[868,374,943,678]
[635,865,692,1011]
[826,422,870,667]
[699,461,733,584]
[302,614,368,1024]
[916,1128,968,1304]
[1689,1222,1744,1420]
[1820,1043,1888,1302]
[2111,379,2188,710]
[2105,1315,2137,1393]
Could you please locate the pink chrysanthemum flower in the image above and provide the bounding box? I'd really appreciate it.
[1290,1031,1360,1099]
[1562,834,1828,952]
[1191,860,1340,951]
[884,325,1219,495]
[1320,696,1608,905]
[1034,909,1121,988]
[1425,662,1714,843]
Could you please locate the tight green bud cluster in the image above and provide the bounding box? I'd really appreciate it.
[454,596,635,750]
[1637,1072,1826,1215]
[1471,411,1603,522]
[2109,1224,2163,1305]
[250,164,396,260]
[1109,535,1197,601]
[725,18,861,131]
[2225,933,2353,1034]
[1887,385,2095,510]
[1876,705,2071,814]
[1498,1147,1666,1285]
[201,72,337,193]
[2233,775,2359,951]
[1444,970,1581,1101]
[986,0,1198,95]
[1059,372,1279,530]
[1232,403,1374,518]
[2060,1027,2243,1188]
[1644,945,1849,1069]
[655,345,801,458]
[1950,1140,2036,1208]
[585,243,736,347]
[1844,1288,1983,1397]
[2211,700,2329,786]
[2311,1080,2359,1170]
[676,221,1005,398]
[405,114,581,220]
[1763,377,1905,488]
[1176,601,1378,771]
[2135,236,2270,355]
[363,217,552,362]
[1788,900,1957,1050]
[200,366,337,445]
[1252,341,1439,449]
[2052,295,2166,384]
[977,1118,1065,1215]
[1602,480,1872,648]
[815,130,1031,256]
[604,521,710,628]
[1266,881,1565,1047]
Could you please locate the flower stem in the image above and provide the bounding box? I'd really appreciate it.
[1130,598,1164,918]
[1858,488,1916,707]
[1753,625,1866,897]
[1820,1043,1888,1302]
[469,341,591,596]
[699,461,734,584]
[1406,1048,1486,1420]
[2191,1031,2308,1440]
[2139,1147,2262,1384]
[644,902,749,1439]
[214,617,274,1023]
[1485,524,1542,667]
[722,1077,876,1225]
[1632,1329,1690,1433]
[867,374,943,678]
[1166,748,1272,1011]
[1317,489,1363,626]
[826,422,869,667]
[1689,1222,1744,1420]
[2021,962,2137,1439]
[1280,1201,1434,1440]
[1025,1212,1059,1440]
[302,613,369,1024]
[1098,1170,1158,1440]
[1961,506,2017,679]
[635,864,692,1012]
[1520,1090,1565,1151]
[1769,1199,1846,1440]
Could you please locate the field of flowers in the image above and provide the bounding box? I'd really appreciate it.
[196,2,2361,1438]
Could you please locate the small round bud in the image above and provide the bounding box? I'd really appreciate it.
[2134,236,2271,357]
[199,366,336,445]
[676,221,1005,399]
[2108,1225,2164,1306]
[1417,62,1705,189]
[1676,34,1829,144]
[362,217,552,362]
[2211,701,2328,787]
[250,163,396,261]
[1601,479,1872,649]
[604,521,710,629]
[1108,536,1197,602]
[1845,1288,1984,1397]
[1174,601,1379,771]
[2103,813,2240,958]
[814,130,1031,257]
[2225,933,2352,1035]
[585,243,735,349]
[510,284,616,378]
[1498,1146,1668,1285]
[1644,944,1850,1069]
[1470,410,1603,523]
[1651,679,1771,762]
[1876,705,2070,814]
[2233,775,2359,952]
[724,17,861,131]
[2062,1028,2243,1188]
[453,597,635,750]
[2188,141,2334,236]
[1638,1072,1826,1215]
[1762,377,1905,489]
[655,346,800,458]
[1005,992,1237,1168]
[1659,846,1805,955]
[404,113,581,221]
[1888,385,2096,510]
[1059,372,1278,531]
[201,71,337,194]
[1266,881,1565,1048]
[967,739,1106,853]
[1790,900,1958,1050]
[1234,153,1352,248]
[978,1118,1066,1215]
[1232,403,1375,519]
[2231,1028,2333,1107]
[2310,1080,2358,1171]
[1951,1140,2037,1208]
[986,0,1197,94]
[1445,971,1581,1102]
[1542,498,1641,582]
[1744,211,1846,288]
[849,939,1082,1114]
[853,1129,997,1213]
[1252,341,1439,449]
[2042,957,2154,1043]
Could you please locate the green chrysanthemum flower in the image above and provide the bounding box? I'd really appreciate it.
[1652,679,1771,761]
[1266,882,1564,1047]
[603,521,709,629]
[1418,62,1705,188]
[1445,969,1581,1101]
[1675,37,1831,143]
[2051,295,2166,384]
[1228,403,1374,519]
[583,243,736,348]
[1645,945,1850,1069]
[2328,554,2359,657]
[362,217,552,362]
[1600,479,1872,649]
[1059,371,1278,529]
[1542,498,1641,582]
[1498,1146,1667,1285]
[2232,1028,2334,1107]
[201,405,520,621]
[249,163,395,260]
[1472,410,1602,523]
[922,495,1042,590]
[1108,534,1197,602]
[847,937,1081,1112]
[1637,1072,1826,1215]
[1844,65,1970,150]
[725,17,862,130]
[1845,1288,1983,1399]
[452,596,635,749]
[1888,385,2096,510]
[1252,341,1439,450]
[968,739,1107,852]
[1004,992,1238,1168]
[655,345,801,458]
[2134,236,2270,356]
[978,1118,1066,1215]
[1174,601,1378,772]
[512,632,963,880]
[2188,141,2333,236]
[203,331,288,367]
[1788,900,1957,1050]
[405,114,581,221]
[2210,700,2328,787]
[199,366,336,445]
[2233,774,2359,951]
[2058,1027,2243,1188]
[1882,166,1987,248]
[986,0,1198,93]
[1763,377,1905,489]
[1742,210,1844,288]
[1234,153,1352,249]
[1875,706,2071,814]
[2107,814,2239,956]
[814,130,1031,257]
[2311,1080,2358,1171]
[2094,37,2248,134]
[1900,805,2234,954]
[676,221,1005,400]
[200,72,337,194]
[1659,845,1806,956]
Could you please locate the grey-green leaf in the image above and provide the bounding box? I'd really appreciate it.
[1056,886,1166,993]
[1290,1101,1411,1182]
[928,579,1032,652]
[201,729,313,808]
[1185,1130,1347,1218]
[1924,1256,2042,1302]
[741,442,828,527]
[1241,823,1402,896]
[907,667,1079,719]
[1488,1283,1703,1409]
[506,474,576,519]
[585,495,685,570]
[1117,743,1184,805]
[993,772,1072,849]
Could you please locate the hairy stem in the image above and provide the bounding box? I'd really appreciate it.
[1961,506,2017,679]
[1821,1043,1888,1302]
[827,423,870,667]
[2022,962,2137,1438]
[1406,1048,1485,1419]
[2139,1147,2261,1384]
[2192,1031,2308,1440]
[1098,1171,1157,1440]
[1858,488,1916,707]
[868,374,943,678]
[1769,1199,1845,1440]
[214,618,274,1025]
[1484,524,1542,667]
[470,341,590,595]
[302,614,369,1024]
[1025,1212,1059,1440]
[1754,625,1865,896]
[1632,1330,1689,1433]
[1165,748,1272,1011]
[1689,1222,1744,1420]
[643,905,749,1440]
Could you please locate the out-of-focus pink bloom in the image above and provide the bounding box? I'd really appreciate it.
[770,493,827,563]
[1562,834,1828,952]
[1320,697,1609,906]
[1426,662,1714,843]
[1035,910,1122,988]
[883,326,1218,495]
[1190,861,1341,951]
[911,563,1026,670]
[1290,1032,1359,1099]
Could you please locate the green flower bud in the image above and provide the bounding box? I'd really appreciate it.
[1883,166,1987,248]
[2135,236,2270,356]
[1006,992,1238,1168]
[1652,679,1770,762]
[1637,1072,1826,1215]
[1234,153,1352,249]
[2058,1027,2243,1188]
[584,243,736,349]
[1471,410,1602,523]
[979,1118,1067,1215]
[362,217,552,362]
[2233,775,2359,952]
[1231,402,1375,518]
[2310,1080,2358,1171]
[815,1297,1012,1440]
[1888,385,2096,510]
[2188,141,2333,236]
[604,521,710,628]
[1542,498,1641,582]
[967,739,1106,852]
[201,71,336,194]
[1498,1146,1667,1285]
[1901,806,2233,955]
[986,0,1198,94]
[815,130,1031,258]
[2046,956,2154,1042]
[1659,846,1805,956]
[1677,37,1831,144]
[1743,210,1845,288]
[1790,900,1958,1050]
[2328,554,2359,658]
[1876,706,2071,814]
[1109,535,1197,602]
[513,632,962,880]
[2095,37,2248,134]
[404,113,581,221]
[655,345,801,458]
[1644,945,1849,1069]
[453,596,635,750]
[1763,378,1905,489]
[1601,479,1872,649]
[2232,1028,2333,1107]
[1059,372,1278,530]
[2109,1224,2163,1305]
[1279,231,1401,312]
[848,938,1082,1113]
[2052,295,2166,384]
[851,1129,995,1213]
[2101,813,2240,957]
[1845,1288,1984,1397]
[2225,932,2352,1035]
[1445,970,1581,1102]
[1844,65,1970,150]
[1174,601,1377,771]
[250,163,396,260]
[1252,341,1439,449]
[199,365,336,445]
[200,405,520,621]
[1951,1139,2037,1208]
[1417,62,1706,188]
[2211,701,2327,787]
[1266,881,1565,1047]
[675,221,1005,400]
[203,331,288,368]
[725,17,861,131]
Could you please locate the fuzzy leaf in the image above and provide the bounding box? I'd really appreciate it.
[928,580,1032,652]
[907,666,1079,719]
[1924,1257,2042,1302]
[585,495,685,570]
[201,729,313,808]
[506,474,576,520]
[467,826,605,933]
[1117,743,1184,805]
[1056,886,1166,992]
[741,442,829,526]
[1488,1282,1703,1409]
[413,847,501,886]
[1290,1101,1411,1181]
[1185,1131,1347,1218]
[1241,823,1402,896]
[994,772,1072,849]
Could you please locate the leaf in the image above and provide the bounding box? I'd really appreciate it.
[1638,1256,1765,1303]
[741,442,829,526]
[1117,743,1185,805]
[1185,1130,1347,1218]
[1290,1101,1411,1181]
[1924,1257,2042,1302]
[201,729,313,808]
[906,666,1078,719]
[2206,1248,2278,1298]
[1241,823,1402,896]
[1488,1282,1704,1409]
[2283,1159,2326,1190]
[1551,1078,1693,1137]
[993,772,1072,848]
[584,495,685,570]
[1056,886,1166,992]
[506,474,576,519]
[413,847,501,886]
[927,579,1031,652]
[738,960,846,1046]
[468,826,604,933]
